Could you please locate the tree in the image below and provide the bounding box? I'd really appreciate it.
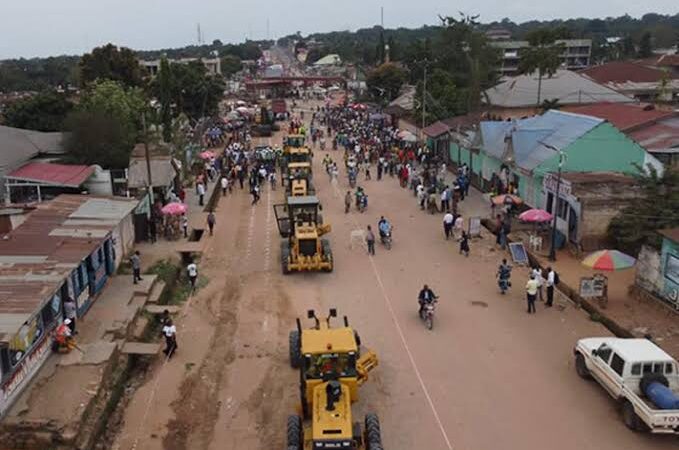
[79,43,143,87]
[3,92,73,131]
[220,54,242,77]
[64,80,146,169]
[168,62,225,120]
[376,31,386,64]
[366,63,407,103]
[157,58,173,142]
[638,32,653,58]
[608,166,679,255]
[519,29,565,106]
[414,69,462,124]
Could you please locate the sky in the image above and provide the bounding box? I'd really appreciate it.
[1,0,678,59]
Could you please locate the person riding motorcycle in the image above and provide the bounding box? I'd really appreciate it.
[378,216,392,239]
[355,187,367,211]
[418,284,438,316]
[497,259,512,293]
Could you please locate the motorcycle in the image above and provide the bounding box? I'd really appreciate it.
[419,299,438,330]
[349,173,357,188]
[380,230,392,250]
[498,277,512,294]
[357,194,368,213]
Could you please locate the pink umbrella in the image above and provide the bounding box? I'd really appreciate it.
[161,202,188,216]
[519,209,553,223]
[199,150,216,160]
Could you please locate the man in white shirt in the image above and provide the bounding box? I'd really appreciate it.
[532,267,544,302]
[162,319,177,358]
[546,266,556,307]
[443,211,454,240]
[187,262,198,289]
[221,176,228,196]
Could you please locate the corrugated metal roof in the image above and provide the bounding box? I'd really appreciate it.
[480,110,603,171]
[0,194,139,343]
[485,70,634,108]
[423,121,450,138]
[7,162,95,187]
[127,158,177,189]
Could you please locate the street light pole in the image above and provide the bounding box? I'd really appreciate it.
[421,61,427,135]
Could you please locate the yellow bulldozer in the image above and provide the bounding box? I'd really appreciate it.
[284,146,314,196]
[274,196,333,274]
[287,309,382,450]
[284,134,307,152]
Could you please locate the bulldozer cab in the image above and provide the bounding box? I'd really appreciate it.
[273,196,322,238]
[284,134,306,150]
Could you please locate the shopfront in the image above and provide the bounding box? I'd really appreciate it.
[0,287,63,416]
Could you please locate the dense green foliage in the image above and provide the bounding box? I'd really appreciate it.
[79,44,144,87]
[0,56,80,92]
[366,63,407,103]
[608,167,679,255]
[64,80,146,169]
[3,91,73,131]
[519,29,565,106]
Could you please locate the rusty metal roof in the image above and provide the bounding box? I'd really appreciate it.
[0,194,139,343]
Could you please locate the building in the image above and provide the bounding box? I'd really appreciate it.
[484,69,635,119]
[0,126,65,204]
[4,162,111,204]
[638,54,679,78]
[541,172,641,251]
[140,57,222,76]
[313,54,342,67]
[485,27,512,41]
[635,229,679,311]
[564,103,679,168]
[580,61,679,102]
[0,194,139,416]
[492,39,592,75]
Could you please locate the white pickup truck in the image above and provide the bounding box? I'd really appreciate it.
[574,337,679,434]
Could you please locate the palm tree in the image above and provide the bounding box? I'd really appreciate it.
[519,29,565,107]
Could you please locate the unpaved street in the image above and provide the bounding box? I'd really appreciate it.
[112,105,679,450]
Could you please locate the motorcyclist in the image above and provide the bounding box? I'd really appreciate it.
[355,187,367,211]
[497,259,512,293]
[418,284,438,316]
[378,216,392,239]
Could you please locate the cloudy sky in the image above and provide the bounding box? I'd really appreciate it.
[1,0,677,59]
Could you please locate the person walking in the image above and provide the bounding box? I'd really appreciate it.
[365,225,376,256]
[453,215,464,240]
[221,176,228,196]
[532,266,544,302]
[130,251,142,284]
[546,266,556,307]
[63,297,77,334]
[251,184,260,205]
[443,210,454,240]
[344,191,352,214]
[459,230,470,257]
[525,274,539,314]
[162,319,177,358]
[206,211,216,236]
[197,181,206,206]
[181,213,189,238]
[187,260,198,290]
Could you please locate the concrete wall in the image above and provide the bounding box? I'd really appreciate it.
[636,245,664,295]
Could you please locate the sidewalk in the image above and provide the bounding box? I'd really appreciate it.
[2,275,158,448]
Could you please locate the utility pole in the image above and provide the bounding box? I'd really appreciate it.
[541,142,565,262]
[422,60,428,136]
[381,6,384,28]
[267,18,270,41]
[142,112,153,192]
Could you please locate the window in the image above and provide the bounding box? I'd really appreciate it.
[596,345,612,363]
[546,193,554,214]
[610,354,625,377]
[654,363,664,374]
[643,363,653,374]
[667,363,674,374]
[557,198,569,220]
[631,364,641,376]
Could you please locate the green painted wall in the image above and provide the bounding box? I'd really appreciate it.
[536,123,646,175]
[449,143,460,164]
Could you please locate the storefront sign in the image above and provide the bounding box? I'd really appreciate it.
[1,334,51,406]
[468,216,482,237]
[543,174,572,198]
[580,276,606,298]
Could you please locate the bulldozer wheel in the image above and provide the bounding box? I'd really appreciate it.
[321,240,333,272]
[281,244,291,275]
[287,415,302,448]
[365,413,382,446]
[289,330,301,368]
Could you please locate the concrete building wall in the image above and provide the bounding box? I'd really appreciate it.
[635,244,663,295]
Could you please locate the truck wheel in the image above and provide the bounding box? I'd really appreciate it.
[287,415,302,448]
[575,353,590,379]
[365,413,382,446]
[622,400,642,431]
[289,331,301,369]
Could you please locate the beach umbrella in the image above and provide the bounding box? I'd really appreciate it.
[491,194,523,206]
[519,209,553,223]
[199,150,216,159]
[581,250,636,271]
[161,202,188,216]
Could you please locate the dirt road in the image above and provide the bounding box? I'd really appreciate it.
[112,105,679,450]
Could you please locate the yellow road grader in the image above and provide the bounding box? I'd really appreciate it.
[287,309,382,450]
[274,196,333,274]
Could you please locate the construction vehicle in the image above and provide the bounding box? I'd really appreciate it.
[274,196,333,274]
[284,134,306,152]
[283,146,314,196]
[287,309,382,450]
